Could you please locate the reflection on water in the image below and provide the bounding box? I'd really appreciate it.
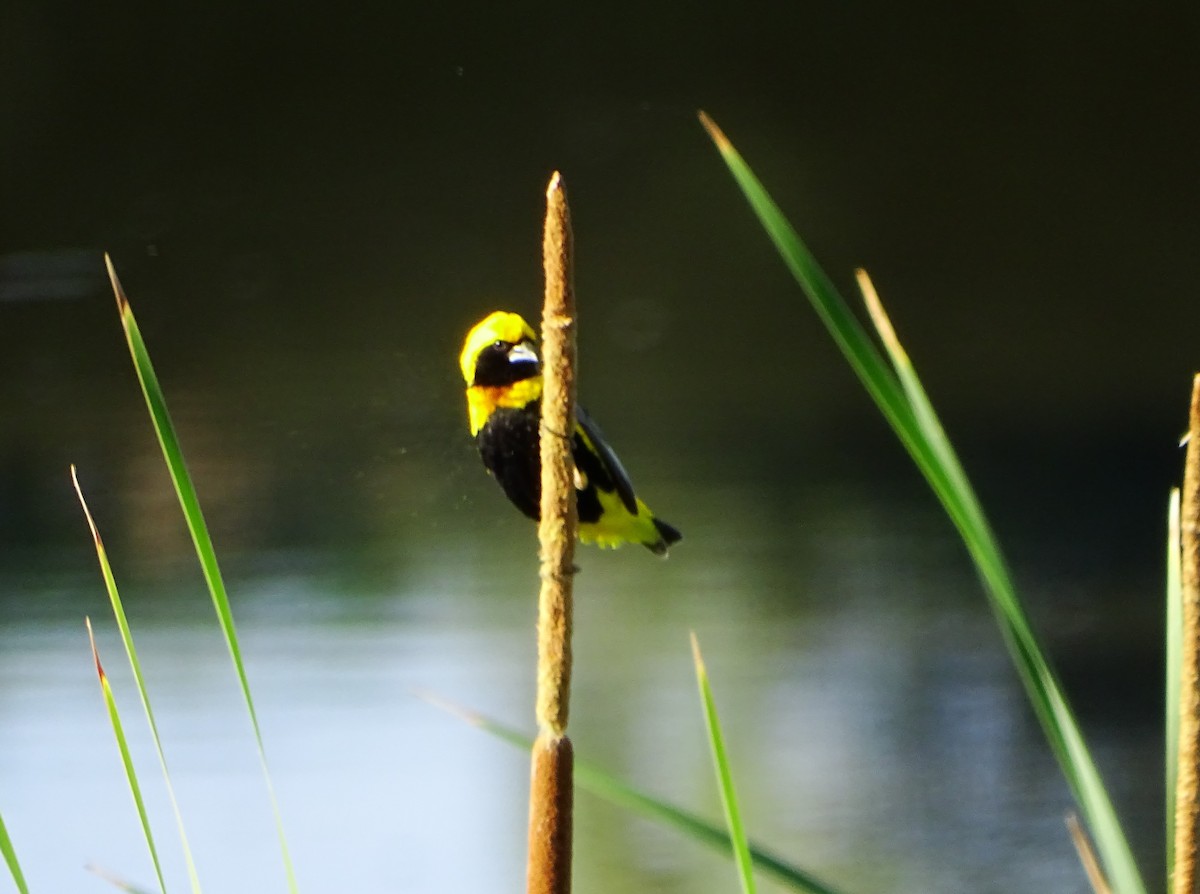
[0,479,1161,893]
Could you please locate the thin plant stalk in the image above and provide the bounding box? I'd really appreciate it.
[691,634,756,894]
[1168,486,1182,876]
[0,811,30,894]
[418,691,849,894]
[103,255,298,893]
[86,864,159,894]
[86,618,168,894]
[72,467,204,894]
[1067,813,1113,894]
[527,171,577,894]
[1173,374,1200,894]
[698,112,1145,894]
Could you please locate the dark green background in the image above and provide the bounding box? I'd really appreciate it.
[0,3,1193,891]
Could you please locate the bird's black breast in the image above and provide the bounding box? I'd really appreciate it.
[477,404,542,520]
[475,401,610,524]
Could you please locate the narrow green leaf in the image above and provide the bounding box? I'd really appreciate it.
[857,271,986,541]
[858,270,1134,892]
[72,467,204,894]
[417,692,850,894]
[0,811,30,894]
[691,634,756,894]
[695,117,921,466]
[699,113,1145,894]
[1167,486,1182,876]
[103,255,298,893]
[86,618,168,894]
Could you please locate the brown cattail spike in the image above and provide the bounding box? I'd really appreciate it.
[535,171,577,738]
[527,171,576,894]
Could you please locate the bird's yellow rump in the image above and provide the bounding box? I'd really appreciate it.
[460,310,681,555]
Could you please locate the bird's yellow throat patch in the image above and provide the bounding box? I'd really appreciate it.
[466,377,543,436]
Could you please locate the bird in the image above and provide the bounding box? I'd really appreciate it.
[459,310,682,555]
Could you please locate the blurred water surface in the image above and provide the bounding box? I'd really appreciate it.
[0,471,1164,893]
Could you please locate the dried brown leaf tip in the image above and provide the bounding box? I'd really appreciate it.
[103,253,130,314]
[697,111,731,150]
[70,465,104,547]
[85,617,106,681]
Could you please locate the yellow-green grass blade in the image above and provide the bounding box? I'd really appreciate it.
[857,271,983,536]
[691,633,756,894]
[699,113,1146,894]
[86,618,168,894]
[857,268,1134,889]
[417,692,849,894]
[103,256,298,893]
[72,467,203,894]
[0,812,30,894]
[1167,487,1182,876]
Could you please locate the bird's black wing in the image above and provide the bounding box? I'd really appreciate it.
[575,406,639,515]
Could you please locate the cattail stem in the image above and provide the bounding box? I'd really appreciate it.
[526,171,576,894]
[1174,373,1200,894]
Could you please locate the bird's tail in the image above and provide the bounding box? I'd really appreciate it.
[647,518,683,556]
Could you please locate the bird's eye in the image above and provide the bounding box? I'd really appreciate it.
[492,340,506,350]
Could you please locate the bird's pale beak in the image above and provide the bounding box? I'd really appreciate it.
[508,341,540,369]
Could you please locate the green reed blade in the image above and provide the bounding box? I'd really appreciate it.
[103,256,298,893]
[86,619,167,894]
[1167,487,1182,876]
[72,467,203,894]
[417,692,850,894]
[691,634,756,894]
[699,112,1145,894]
[0,811,30,894]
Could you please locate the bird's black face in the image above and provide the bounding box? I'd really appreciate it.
[472,339,541,387]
